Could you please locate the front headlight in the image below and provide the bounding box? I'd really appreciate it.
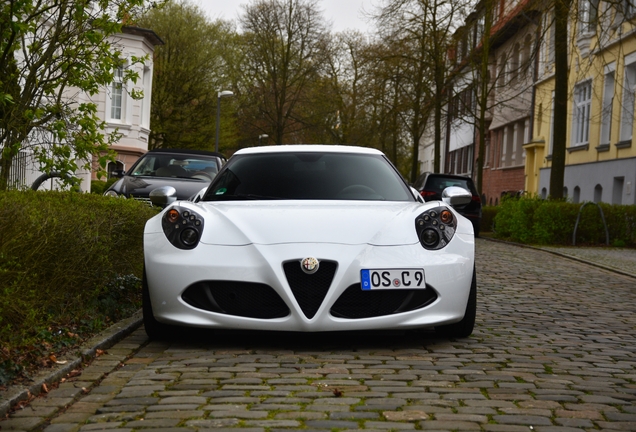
[104,190,119,198]
[415,206,456,250]
[161,206,204,250]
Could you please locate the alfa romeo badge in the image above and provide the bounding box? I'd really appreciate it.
[301,257,320,274]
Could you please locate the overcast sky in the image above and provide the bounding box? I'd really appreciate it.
[196,0,377,33]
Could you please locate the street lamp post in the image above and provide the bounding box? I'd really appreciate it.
[258,134,268,146]
[215,90,234,153]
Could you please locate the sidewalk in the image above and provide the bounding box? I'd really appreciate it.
[482,235,636,279]
[537,245,636,278]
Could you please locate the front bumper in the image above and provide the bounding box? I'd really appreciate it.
[144,234,474,332]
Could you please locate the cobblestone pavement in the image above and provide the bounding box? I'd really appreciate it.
[538,245,636,277]
[2,239,636,432]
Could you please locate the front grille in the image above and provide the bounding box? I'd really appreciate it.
[283,260,337,319]
[182,281,290,319]
[330,284,438,319]
[131,196,153,207]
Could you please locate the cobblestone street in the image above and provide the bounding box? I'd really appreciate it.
[2,239,636,432]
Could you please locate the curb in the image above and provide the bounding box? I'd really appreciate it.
[0,310,143,418]
[480,236,636,280]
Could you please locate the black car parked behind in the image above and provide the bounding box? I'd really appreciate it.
[413,172,482,236]
[104,148,225,205]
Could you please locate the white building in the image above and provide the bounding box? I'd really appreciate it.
[10,26,162,192]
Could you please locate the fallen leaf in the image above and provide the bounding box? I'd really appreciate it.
[49,354,57,363]
[81,387,89,394]
[333,388,343,397]
[55,360,68,365]
[41,383,49,393]
[67,370,82,379]
[96,349,106,356]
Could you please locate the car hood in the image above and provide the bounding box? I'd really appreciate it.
[189,201,439,246]
[111,176,209,200]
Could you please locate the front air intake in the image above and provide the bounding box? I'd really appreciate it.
[330,284,438,318]
[283,260,337,319]
[182,281,290,319]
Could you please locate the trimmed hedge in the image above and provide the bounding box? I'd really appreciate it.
[492,196,636,246]
[0,191,158,385]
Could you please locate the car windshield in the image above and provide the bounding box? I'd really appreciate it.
[130,153,219,181]
[202,152,414,201]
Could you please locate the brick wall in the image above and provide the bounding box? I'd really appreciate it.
[481,166,525,206]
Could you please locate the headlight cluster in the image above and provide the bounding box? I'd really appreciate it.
[161,206,204,250]
[415,206,457,250]
[104,190,122,198]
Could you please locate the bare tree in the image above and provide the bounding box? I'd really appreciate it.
[235,0,329,145]
[375,0,467,181]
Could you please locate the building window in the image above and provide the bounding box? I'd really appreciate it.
[110,67,124,120]
[522,34,532,77]
[620,62,636,143]
[572,80,592,147]
[613,177,624,204]
[600,70,614,145]
[548,92,555,155]
[573,186,581,203]
[498,56,506,87]
[623,0,635,17]
[510,43,520,83]
[107,161,124,179]
[141,66,152,128]
[580,0,599,34]
[594,184,603,203]
[547,11,556,65]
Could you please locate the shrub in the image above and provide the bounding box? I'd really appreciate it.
[0,191,158,385]
[492,196,636,246]
[493,196,543,243]
[90,177,118,195]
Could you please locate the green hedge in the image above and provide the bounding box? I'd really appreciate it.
[90,178,118,195]
[492,196,636,246]
[0,191,158,385]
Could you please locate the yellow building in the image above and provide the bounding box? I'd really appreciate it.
[527,2,636,204]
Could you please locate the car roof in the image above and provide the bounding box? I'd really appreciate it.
[146,148,225,159]
[234,145,384,156]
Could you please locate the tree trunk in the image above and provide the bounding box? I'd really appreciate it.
[549,0,571,199]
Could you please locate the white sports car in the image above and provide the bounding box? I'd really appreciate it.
[143,145,476,339]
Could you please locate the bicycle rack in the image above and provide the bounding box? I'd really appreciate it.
[572,201,609,246]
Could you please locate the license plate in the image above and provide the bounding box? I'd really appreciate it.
[360,269,425,290]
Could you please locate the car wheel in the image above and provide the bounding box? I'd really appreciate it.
[142,270,174,340]
[435,268,476,338]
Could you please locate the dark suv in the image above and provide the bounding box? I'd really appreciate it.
[413,172,482,236]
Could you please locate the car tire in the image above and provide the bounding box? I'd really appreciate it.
[142,270,174,340]
[435,268,476,338]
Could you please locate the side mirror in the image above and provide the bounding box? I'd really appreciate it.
[149,186,177,207]
[442,186,472,207]
[111,169,126,178]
